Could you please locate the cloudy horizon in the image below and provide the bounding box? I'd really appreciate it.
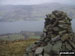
[0,0,75,5]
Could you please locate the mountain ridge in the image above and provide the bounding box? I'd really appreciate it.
[0,3,75,22]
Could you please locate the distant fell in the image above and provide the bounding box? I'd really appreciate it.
[0,3,75,22]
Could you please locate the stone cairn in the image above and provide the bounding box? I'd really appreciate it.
[25,10,75,56]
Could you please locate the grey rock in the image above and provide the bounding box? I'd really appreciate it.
[25,10,75,56]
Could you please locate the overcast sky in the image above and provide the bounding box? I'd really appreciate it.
[0,0,75,5]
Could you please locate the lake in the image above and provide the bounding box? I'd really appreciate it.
[0,19,75,35]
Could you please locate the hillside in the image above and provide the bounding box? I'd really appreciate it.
[0,3,75,22]
[0,39,38,56]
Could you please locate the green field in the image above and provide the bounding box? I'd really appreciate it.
[0,34,24,41]
[0,34,41,41]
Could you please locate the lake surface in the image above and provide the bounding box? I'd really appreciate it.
[0,19,75,35]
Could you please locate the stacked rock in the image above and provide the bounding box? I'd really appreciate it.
[42,10,75,52]
[25,10,75,56]
[41,10,71,41]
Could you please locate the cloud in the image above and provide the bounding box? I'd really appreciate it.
[0,0,75,5]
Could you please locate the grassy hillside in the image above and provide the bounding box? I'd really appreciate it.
[0,39,38,56]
